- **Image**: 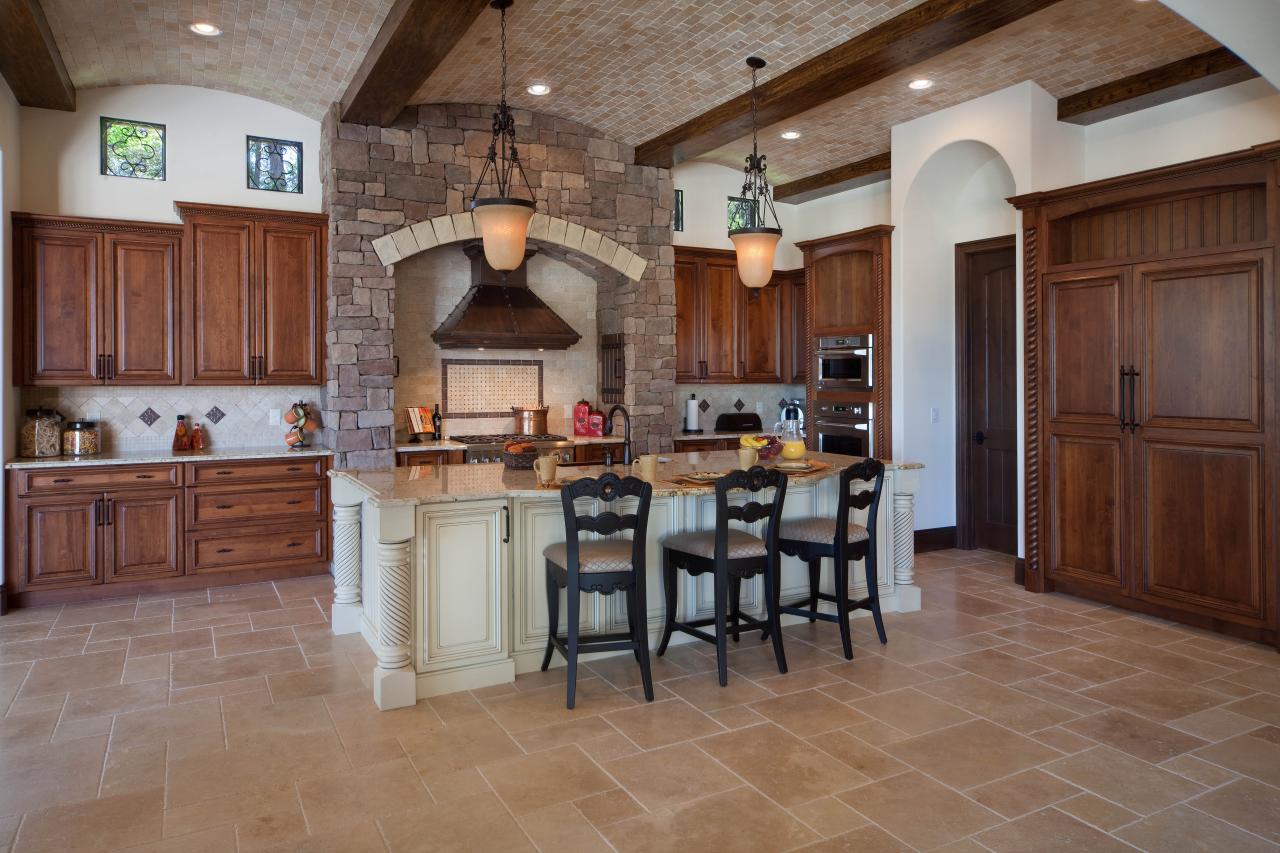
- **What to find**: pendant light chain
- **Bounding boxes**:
[750,61,760,161]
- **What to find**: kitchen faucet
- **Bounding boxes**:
[602,404,633,465]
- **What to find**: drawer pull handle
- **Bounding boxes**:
[286,466,302,472]
[135,474,155,479]
[216,547,233,554]
[215,504,233,510]
[286,500,303,505]
[215,470,233,476]
[53,478,73,484]
[286,542,301,548]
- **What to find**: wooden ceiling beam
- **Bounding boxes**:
[1057,47,1258,125]
[0,0,75,111]
[340,0,489,127]
[634,0,1064,169]
[774,152,891,203]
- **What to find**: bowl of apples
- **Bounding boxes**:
[740,433,782,460]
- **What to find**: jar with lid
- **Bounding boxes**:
[62,420,101,456]
[20,409,63,457]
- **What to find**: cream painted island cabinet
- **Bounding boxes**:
[328,451,924,710]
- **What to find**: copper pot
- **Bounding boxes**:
[512,406,549,436]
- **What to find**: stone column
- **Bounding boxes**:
[372,538,416,709]
[330,502,363,634]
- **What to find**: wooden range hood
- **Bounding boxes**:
[431,240,582,350]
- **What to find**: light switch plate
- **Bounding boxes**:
[268,408,281,426]
[930,407,940,423]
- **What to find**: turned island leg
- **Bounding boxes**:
[888,468,922,612]
[331,502,363,635]
[373,538,417,710]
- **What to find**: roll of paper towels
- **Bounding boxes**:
[685,395,700,431]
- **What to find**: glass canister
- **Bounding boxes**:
[20,408,63,457]
[62,420,102,456]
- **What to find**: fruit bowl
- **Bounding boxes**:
[740,433,783,460]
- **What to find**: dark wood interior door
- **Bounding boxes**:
[105,233,179,385]
[104,489,183,582]
[701,259,739,382]
[23,229,100,385]
[186,218,254,384]
[674,259,700,381]
[1043,266,1130,588]
[20,494,101,588]
[739,278,782,382]
[258,222,323,384]
[958,239,1017,553]
[1130,251,1269,621]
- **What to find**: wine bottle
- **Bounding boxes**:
[431,403,442,437]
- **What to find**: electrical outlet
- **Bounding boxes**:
[930,407,940,424]
[268,408,281,426]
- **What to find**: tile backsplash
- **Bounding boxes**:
[673,384,806,434]
[20,386,325,452]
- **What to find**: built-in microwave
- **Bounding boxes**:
[814,401,873,457]
[815,335,872,391]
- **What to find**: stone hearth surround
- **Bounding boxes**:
[320,103,675,467]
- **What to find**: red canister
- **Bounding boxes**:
[573,400,591,436]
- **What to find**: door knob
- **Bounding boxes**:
[974,431,986,445]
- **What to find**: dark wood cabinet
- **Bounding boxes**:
[673,438,733,453]
[572,442,624,465]
[105,489,183,582]
[17,493,100,588]
[178,203,326,386]
[1014,143,1279,644]
[15,216,181,386]
[396,449,466,467]
[779,270,807,384]
[674,246,797,385]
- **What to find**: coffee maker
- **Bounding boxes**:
[778,399,805,431]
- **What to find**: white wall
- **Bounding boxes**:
[785,180,891,245]
[0,77,19,585]
[672,161,803,269]
[1160,0,1280,89]
[19,84,321,223]
[1084,78,1280,181]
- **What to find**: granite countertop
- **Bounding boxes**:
[331,450,921,507]
[394,436,626,453]
[673,431,759,441]
[5,446,334,469]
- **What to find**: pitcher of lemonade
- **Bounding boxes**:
[774,406,807,460]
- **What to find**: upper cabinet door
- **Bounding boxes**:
[185,218,254,384]
[257,222,323,384]
[811,249,876,335]
[782,274,807,385]
[674,258,701,382]
[739,277,783,383]
[105,233,180,385]
[701,260,740,382]
[1044,267,1128,426]
[22,228,101,385]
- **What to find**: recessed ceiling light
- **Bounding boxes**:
[780,130,801,140]
[526,83,551,96]
[908,78,934,90]
[189,22,221,36]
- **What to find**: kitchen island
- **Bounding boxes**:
[329,451,923,709]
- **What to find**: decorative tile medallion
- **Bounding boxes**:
[205,406,226,424]
[698,399,710,413]
[138,407,160,427]
[734,398,745,412]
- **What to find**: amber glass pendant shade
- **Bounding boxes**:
[730,227,781,288]
[471,198,536,271]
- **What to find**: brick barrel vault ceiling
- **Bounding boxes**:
[38,0,396,119]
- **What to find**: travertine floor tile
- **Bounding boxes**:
[884,719,1059,789]
[968,768,1081,818]
[1115,803,1277,852]
[605,741,738,811]
[1190,777,1280,843]
[853,687,975,735]
[749,688,869,736]
[518,802,611,853]
[378,792,535,852]
[699,723,867,807]
[0,734,108,817]
[1053,792,1140,832]
[480,744,614,815]
[295,757,431,834]
[1044,745,1205,815]
[1062,708,1208,763]
[603,697,723,749]
[976,807,1134,852]
[12,787,164,853]
[837,771,1001,850]
[602,786,817,853]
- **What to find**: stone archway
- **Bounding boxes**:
[372,212,650,282]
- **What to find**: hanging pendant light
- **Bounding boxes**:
[468,0,536,271]
[729,56,783,288]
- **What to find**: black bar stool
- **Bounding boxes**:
[541,473,654,710]
[777,458,886,660]
[656,467,789,686]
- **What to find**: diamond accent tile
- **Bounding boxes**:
[205,406,226,425]
[734,399,745,412]
[779,399,790,410]
[698,399,710,413]
[138,407,160,427]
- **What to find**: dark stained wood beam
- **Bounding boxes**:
[1058,47,1258,125]
[635,0,1065,168]
[774,152,892,203]
[0,0,75,111]
[341,0,489,127]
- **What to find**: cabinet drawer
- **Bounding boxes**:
[573,442,623,464]
[187,457,325,485]
[188,483,325,528]
[17,464,181,496]
[186,523,326,573]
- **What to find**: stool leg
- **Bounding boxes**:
[629,585,654,701]
[657,550,676,656]
[541,565,558,672]
[764,555,788,675]
[627,586,640,663]
[713,568,729,687]
[865,547,888,645]
[565,584,581,710]
[729,576,742,643]
[834,552,853,660]
[807,557,822,622]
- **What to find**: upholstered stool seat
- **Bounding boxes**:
[543,540,635,573]
[780,517,869,545]
[660,529,767,560]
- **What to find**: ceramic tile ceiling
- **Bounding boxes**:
[704,0,1222,184]
[38,0,395,118]
[411,0,932,145]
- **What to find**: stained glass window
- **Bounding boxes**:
[673,189,684,232]
[727,196,757,231]
[247,136,303,193]
[100,117,166,180]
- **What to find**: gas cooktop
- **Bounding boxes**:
[449,433,568,444]
[450,433,575,464]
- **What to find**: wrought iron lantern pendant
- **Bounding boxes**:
[469,0,537,271]
[729,56,783,288]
